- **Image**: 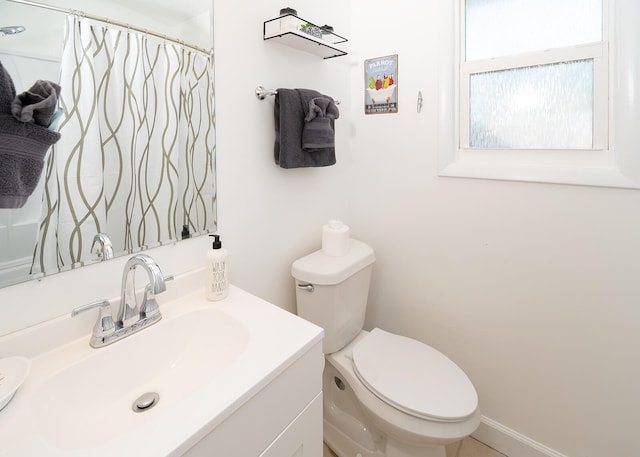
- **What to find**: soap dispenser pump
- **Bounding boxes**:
[206,234,229,301]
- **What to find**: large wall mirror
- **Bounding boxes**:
[0,0,216,288]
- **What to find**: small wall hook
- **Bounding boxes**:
[417,90,423,113]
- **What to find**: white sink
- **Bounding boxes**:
[33,307,249,450]
[0,269,324,456]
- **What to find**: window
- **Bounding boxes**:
[468,59,596,150]
[437,0,640,189]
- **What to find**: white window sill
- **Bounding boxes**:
[438,160,640,189]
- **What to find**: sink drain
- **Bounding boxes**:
[132,392,160,412]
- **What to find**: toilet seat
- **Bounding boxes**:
[352,328,478,422]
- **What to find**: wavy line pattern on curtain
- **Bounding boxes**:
[32,15,216,275]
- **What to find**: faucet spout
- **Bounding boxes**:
[118,254,166,327]
[91,233,114,260]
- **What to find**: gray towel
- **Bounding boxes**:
[302,96,339,150]
[0,62,60,208]
[274,88,336,169]
[0,61,16,114]
[12,79,61,127]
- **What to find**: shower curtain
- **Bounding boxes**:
[32,15,215,275]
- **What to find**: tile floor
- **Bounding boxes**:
[445,438,507,457]
[323,437,507,457]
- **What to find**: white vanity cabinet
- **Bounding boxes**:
[182,340,324,457]
[259,394,322,457]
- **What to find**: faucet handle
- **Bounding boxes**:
[72,299,116,339]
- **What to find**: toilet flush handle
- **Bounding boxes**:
[297,283,314,292]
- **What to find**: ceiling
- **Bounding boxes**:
[109,0,210,26]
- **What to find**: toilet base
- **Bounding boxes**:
[323,358,385,457]
[323,358,449,457]
[324,418,384,457]
[325,419,447,457]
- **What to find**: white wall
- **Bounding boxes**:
[2,1,639,456]
[348,1,640,457]
[213,0,352,312]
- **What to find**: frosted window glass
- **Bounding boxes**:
[469,60,593,149]
[466,0,602,61]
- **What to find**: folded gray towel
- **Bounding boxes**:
[302,96,339,150]
[273,88,336,169]
[0,61,16,114]
[305,97,340,122]
[12,79,61,127]
[0,62,61,208]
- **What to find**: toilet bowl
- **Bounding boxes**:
[292,239,480,457]
[324,330,480,457]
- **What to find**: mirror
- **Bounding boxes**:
[0,0,216,288]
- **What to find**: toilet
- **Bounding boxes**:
[292,239,480,457]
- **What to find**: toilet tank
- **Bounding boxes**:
[292,239,375,354]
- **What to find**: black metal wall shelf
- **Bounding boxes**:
[263,14,348,59]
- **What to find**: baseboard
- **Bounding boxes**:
[472,416,569,457]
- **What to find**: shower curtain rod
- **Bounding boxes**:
[6,0,212,56]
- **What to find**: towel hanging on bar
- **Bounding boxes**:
[273,88,337,169]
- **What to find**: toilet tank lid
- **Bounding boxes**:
[291,239,375,285]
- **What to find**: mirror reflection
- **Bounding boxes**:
[0,0,216,288]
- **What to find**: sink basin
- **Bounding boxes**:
[0,269,324,456]
[32,307,249,450]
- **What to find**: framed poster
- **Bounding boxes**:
[364,54,398,114]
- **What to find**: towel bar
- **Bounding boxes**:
[255,86,340,104]
[255,86,278,100]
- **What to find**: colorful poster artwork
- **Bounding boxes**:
[364,54,398,114]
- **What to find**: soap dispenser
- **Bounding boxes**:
[206,234,229,301]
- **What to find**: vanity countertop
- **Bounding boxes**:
[0,269,324,456]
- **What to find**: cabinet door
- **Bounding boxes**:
[260,393,323,457]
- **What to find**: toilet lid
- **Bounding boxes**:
[352,328,478,422]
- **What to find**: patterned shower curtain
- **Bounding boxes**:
[32,15,216,275]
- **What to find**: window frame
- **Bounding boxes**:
[437,0,640,189]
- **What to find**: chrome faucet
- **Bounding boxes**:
[91,233,114,260]
[71,254,173,348]
[118,254,167,327]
